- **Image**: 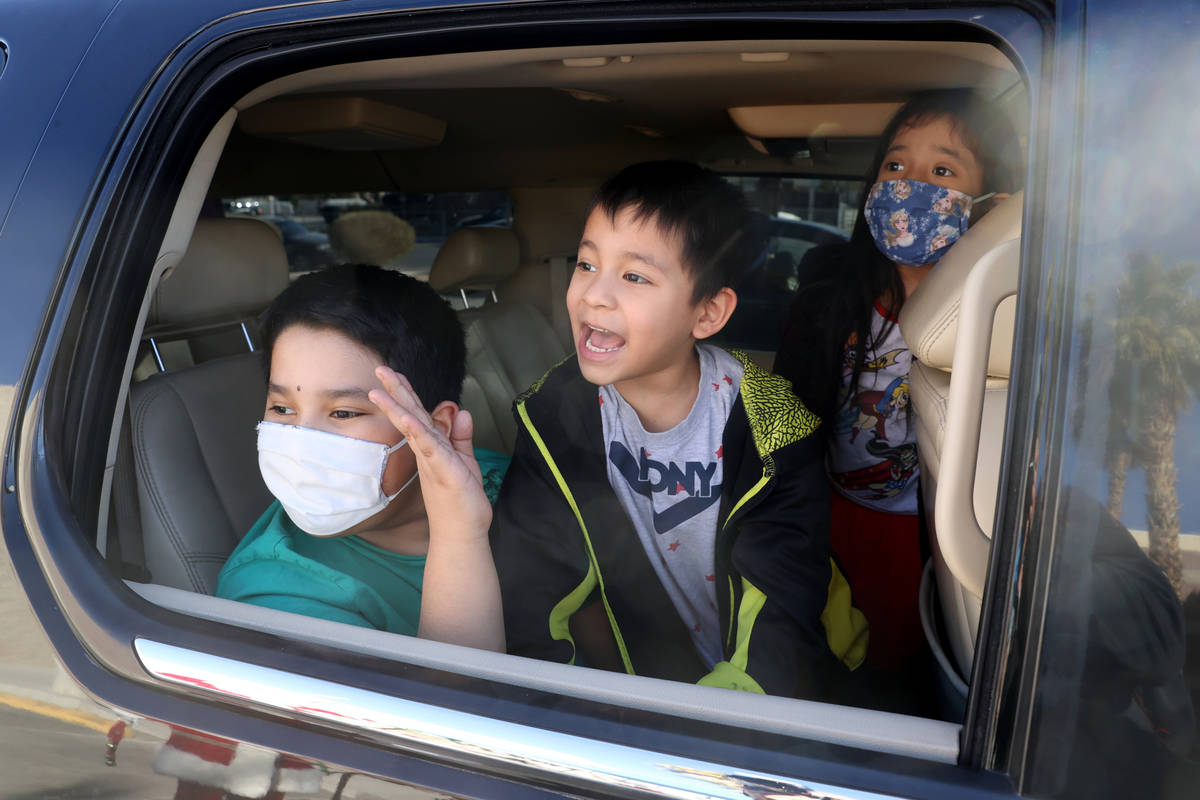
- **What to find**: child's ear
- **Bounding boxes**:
[691,287,738,340]
[428,401,460,437]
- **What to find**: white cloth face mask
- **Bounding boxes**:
[256,420,415,536]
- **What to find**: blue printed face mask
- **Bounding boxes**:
[864,179,991,267]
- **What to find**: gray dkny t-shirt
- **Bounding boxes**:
[598,344,744,668]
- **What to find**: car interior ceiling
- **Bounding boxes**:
[212,40,1025,194]
[107,36,1027,754]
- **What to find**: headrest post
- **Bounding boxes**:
[149,338,166,373]
[240,321,256,353]
[490,289,498,304]
[460,288,469,309]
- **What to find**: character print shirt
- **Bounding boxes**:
[828,301,919,514]
[599,344,744,669]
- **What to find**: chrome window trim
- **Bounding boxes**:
[130,581,961,762]
[136,638,911,800]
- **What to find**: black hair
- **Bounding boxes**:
[587,160,757,303]
[776,89,1022,424]
[259,264,465,410]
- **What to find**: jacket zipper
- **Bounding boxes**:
[720,469,773,650]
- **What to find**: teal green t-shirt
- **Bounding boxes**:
[215,447,510,633]
[216,501,426,634]
[476,447,509,504]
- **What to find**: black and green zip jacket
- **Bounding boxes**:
[490,350,868,697]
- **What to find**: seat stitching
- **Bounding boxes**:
[917,299,961,358]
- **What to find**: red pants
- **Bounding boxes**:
[830,489,924,669]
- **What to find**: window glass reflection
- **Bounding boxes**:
[1027,3,1200,796]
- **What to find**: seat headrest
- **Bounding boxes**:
[150,217,290,327]
[427,228,520,293]
[899,190,1023,378]
[329,210,416,265]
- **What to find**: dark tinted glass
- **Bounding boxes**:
[222,191,511,275]
[1025,2,1200,796]
[713,177,860,351]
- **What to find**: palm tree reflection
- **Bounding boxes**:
[1104,255,1200,599]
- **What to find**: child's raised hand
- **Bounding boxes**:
[370,365,503,651]
[368,366,491,535]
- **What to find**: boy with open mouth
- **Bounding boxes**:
[491,161,867,697]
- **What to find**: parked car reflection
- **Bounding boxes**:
[264,217,332,272]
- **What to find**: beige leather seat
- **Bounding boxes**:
[898,192,1023,682]
[140,216,290,373]
[429,228,570,453]
[126,217,287,592]
[496,252,577,351]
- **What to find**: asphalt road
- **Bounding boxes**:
[0,703,175,799]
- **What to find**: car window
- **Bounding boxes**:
[223,191,512,276]
[146,39,1022,728]
[1019,3,1200,796]
[189,38,1021,729]
[713,176,861,352]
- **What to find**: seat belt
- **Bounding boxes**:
[547,253,575,349]
[108,403,152,583]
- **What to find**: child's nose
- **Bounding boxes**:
[580,271,617,308]
[294,411,333,434]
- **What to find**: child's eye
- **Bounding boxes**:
[575,260,596,273]
[932,165,955,177]
[330,409,362,420]
[266,404,293,416]
[883,160,904,172]
[623,272,649,285]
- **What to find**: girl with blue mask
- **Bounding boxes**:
[774,90,1020,705]
[863,114,1000,281]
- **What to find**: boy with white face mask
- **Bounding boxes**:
[215,264,506,651]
